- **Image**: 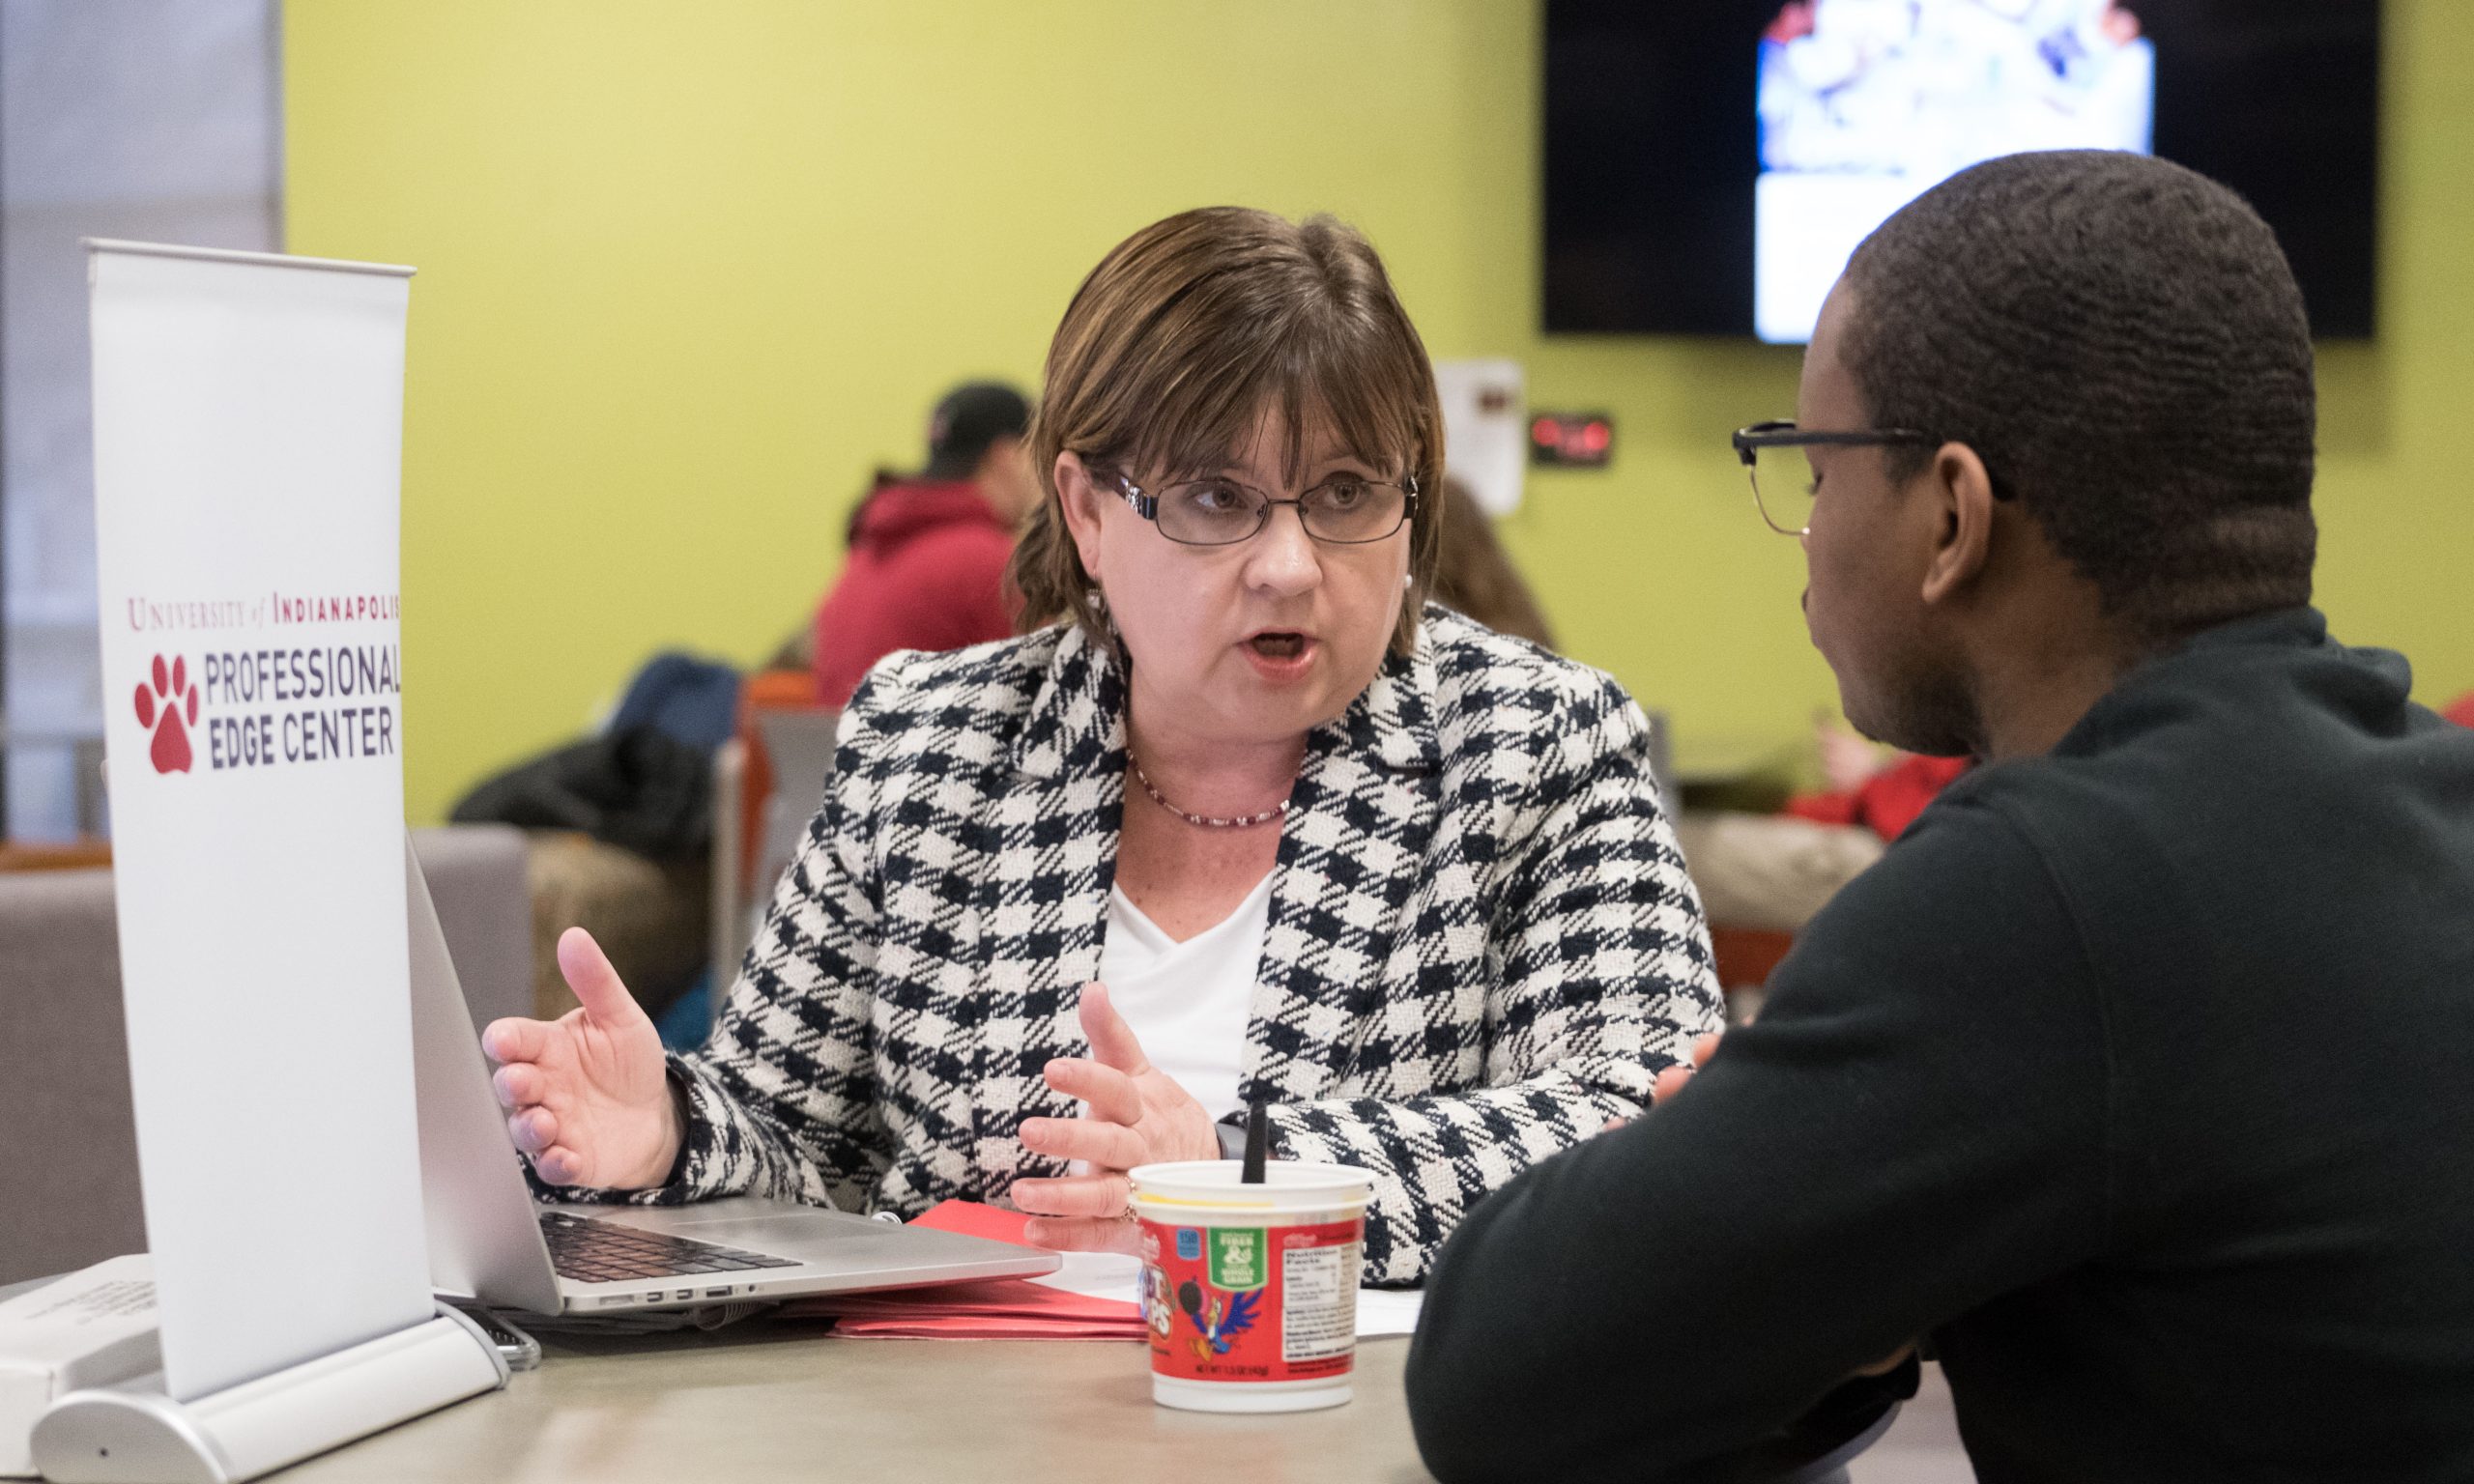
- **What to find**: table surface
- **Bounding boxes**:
[5,1274,1887,1482]
[285,1325,1436,1484]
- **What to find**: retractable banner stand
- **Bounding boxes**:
[32,242,502,1484]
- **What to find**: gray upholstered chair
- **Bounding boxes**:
[0,824,531,1286]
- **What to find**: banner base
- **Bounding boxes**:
[29,1304,505,1483]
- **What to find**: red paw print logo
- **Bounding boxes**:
[134,655,199,774]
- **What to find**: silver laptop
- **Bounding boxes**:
[404,839,1057,1315]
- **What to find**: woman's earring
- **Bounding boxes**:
[1402,572,1413,591]
[1086,588,1107,614]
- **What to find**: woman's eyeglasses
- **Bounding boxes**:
[1104,469,1418,547]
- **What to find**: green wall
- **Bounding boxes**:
[284,1,2474,824]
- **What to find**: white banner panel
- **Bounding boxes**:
[88,241,430,1402]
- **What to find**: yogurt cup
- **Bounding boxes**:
[1128,1159,1374,1413]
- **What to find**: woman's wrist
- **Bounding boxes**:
[628,1073,691,1190]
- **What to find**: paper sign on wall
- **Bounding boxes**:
[87,241,430,1402]
[1434,358,1526,518]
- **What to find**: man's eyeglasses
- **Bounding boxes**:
[1731,420,1945,536]
[1104,469,1419,547]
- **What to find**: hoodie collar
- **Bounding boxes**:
[850,479,1006,551]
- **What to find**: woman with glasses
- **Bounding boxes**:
[482,207,1720,1284]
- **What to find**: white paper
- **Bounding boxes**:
[0,1256,161,1476]
[1034,1252,1423,1338]
[1348,1287,1427,1338]
[88,242,432,1402]
[1433,358,1527,517]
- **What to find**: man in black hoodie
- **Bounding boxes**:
[1408,151,2474,1482]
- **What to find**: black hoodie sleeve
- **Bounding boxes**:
[1406,800,2114,1482]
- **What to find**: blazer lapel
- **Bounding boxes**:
[970,623,1125,1196]
[1247,630,1443,1104]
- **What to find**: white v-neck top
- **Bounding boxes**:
[1096,871,1273,1125]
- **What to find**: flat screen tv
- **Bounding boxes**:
[1544,0,2379,341]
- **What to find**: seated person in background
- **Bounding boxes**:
[1786,715,1968,842]
[482,206,1720,1284]
[1675,715,1968,944]
[811,380,1040,706]
[1409,151,2474,1479]
[1429,474,1558,649]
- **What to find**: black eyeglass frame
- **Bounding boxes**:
[1731,419,2004,536]
[1103,467,1422,548]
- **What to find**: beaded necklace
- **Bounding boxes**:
[1127,753,1288,830]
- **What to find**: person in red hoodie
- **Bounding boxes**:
[811,382,1040,706]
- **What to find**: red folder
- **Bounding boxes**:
[778,1201,1146,1340]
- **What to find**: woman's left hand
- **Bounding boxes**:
[1012,982,1221,1251]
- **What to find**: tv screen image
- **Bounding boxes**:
[1754,1,2155,342]
[1544,0,2378,341]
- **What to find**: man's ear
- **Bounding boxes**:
[1920,443,1998,608]
[1054,451,1108,579]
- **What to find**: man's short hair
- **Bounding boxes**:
[1841,150,2317,645]
[922,382,1032,481]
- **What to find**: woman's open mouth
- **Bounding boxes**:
[1242,630,1316,679]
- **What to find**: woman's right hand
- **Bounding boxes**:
[479,927,682,1189]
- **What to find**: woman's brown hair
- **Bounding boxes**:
[1009,207,1445,657]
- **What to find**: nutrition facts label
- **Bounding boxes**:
[1280,1240,1360,1363]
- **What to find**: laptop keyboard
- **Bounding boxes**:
[537,1211,804,1285]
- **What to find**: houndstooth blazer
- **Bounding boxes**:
[621,606,1720,1284]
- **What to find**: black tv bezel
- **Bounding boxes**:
[1542,0,2382,341]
